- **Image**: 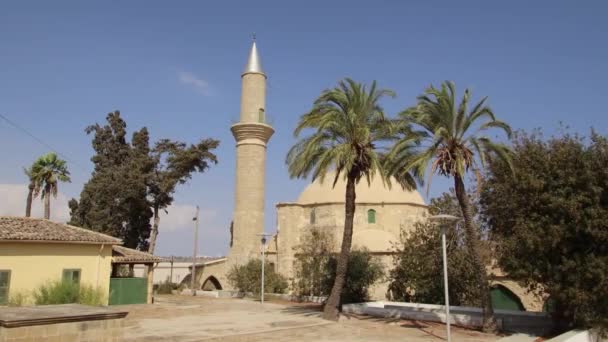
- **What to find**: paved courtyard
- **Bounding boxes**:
[118,295,499,341]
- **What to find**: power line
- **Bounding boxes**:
[0,113,89,173]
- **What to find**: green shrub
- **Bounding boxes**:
[78,284,106,306]
[156,278,175,295]
[387,220,480,306]
[227,259,288,295]
[8,292,29,307]
[322,248,384,305]
[292,228,384,304]
[292,228,334,297]
[33,281,105,306]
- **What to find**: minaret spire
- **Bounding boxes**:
[243,36,264,75]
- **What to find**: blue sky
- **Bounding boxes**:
[1,1,607,256]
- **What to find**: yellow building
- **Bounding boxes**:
[0,216,121,305]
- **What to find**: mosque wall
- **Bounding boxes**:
[275,201,428,300]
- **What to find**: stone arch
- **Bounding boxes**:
[201,276,223,291]
[490,284,525,311]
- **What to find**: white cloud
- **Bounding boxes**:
[0,184,71,222]
[158,204,217,232]
[177,71,212,96]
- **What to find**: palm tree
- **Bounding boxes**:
[30,153,71,219]
[23,166,35,217]
[286,78,416,320]
[387,81,512,332]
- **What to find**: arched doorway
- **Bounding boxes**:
[201,276,222,291]
[491,284,525,311]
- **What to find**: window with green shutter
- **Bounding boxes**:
[62,269,81,286]
[367,209,376,224]
[0,270,11,305]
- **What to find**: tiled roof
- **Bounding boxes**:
[112,245,166,264]
[0,216,121,245]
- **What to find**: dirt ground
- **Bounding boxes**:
[117,295,499,341]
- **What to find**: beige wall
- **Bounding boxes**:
[134,261,193,285]
[0,242,113,305]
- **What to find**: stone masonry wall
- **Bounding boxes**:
[0,318,123,342]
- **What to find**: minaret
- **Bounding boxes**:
[228,38,274,265]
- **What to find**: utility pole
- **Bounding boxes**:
[191,206,200,296]
[170,255,174,284]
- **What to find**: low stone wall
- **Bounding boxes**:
[342,301,554,336]
[0,304,127,342]
[180,290,327,303]
[0,318,123,342]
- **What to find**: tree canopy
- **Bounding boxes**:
[480,130,608,331]
[26,152,71,219]
[388,191,481,306]
[69,112,153,249]
[147,137,219,254]
[69,111,219,251]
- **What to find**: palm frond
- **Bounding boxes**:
[387,80,513,192]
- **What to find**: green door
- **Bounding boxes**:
[491,285,525,311]
[109,278,148,305]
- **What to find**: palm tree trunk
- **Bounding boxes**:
[148,204,160,254]
[25,182,34,217]
[322,174,356,321]
[43,184,51,220]
[454,175,497,332]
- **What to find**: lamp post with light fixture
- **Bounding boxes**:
[429,214,460,342]
[191,206,200,296]
[257,233,272,304]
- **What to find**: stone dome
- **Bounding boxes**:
[296,171,426,205]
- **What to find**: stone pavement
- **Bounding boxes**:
[118,295,499,341]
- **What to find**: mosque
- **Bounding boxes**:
[191,40,543,311]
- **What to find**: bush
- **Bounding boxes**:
[156,277,176,294]
[322,248,384,305]
[227,259,288,295]
[387,220,480,306]
[33,281,105,306]
[480,130,608,332]
[78,284,106,306]
[292,228,334,297]
[8,292,29,307]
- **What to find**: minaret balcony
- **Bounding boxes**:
[231,122,274,145]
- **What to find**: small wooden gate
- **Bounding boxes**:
[109,277,147,305]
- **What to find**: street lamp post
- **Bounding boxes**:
[257,233,272,304]
[191,206,200,296]
[429,214,459,342]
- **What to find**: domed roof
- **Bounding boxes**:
[296,171,425,205]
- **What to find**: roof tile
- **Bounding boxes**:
[0,217,121,244]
